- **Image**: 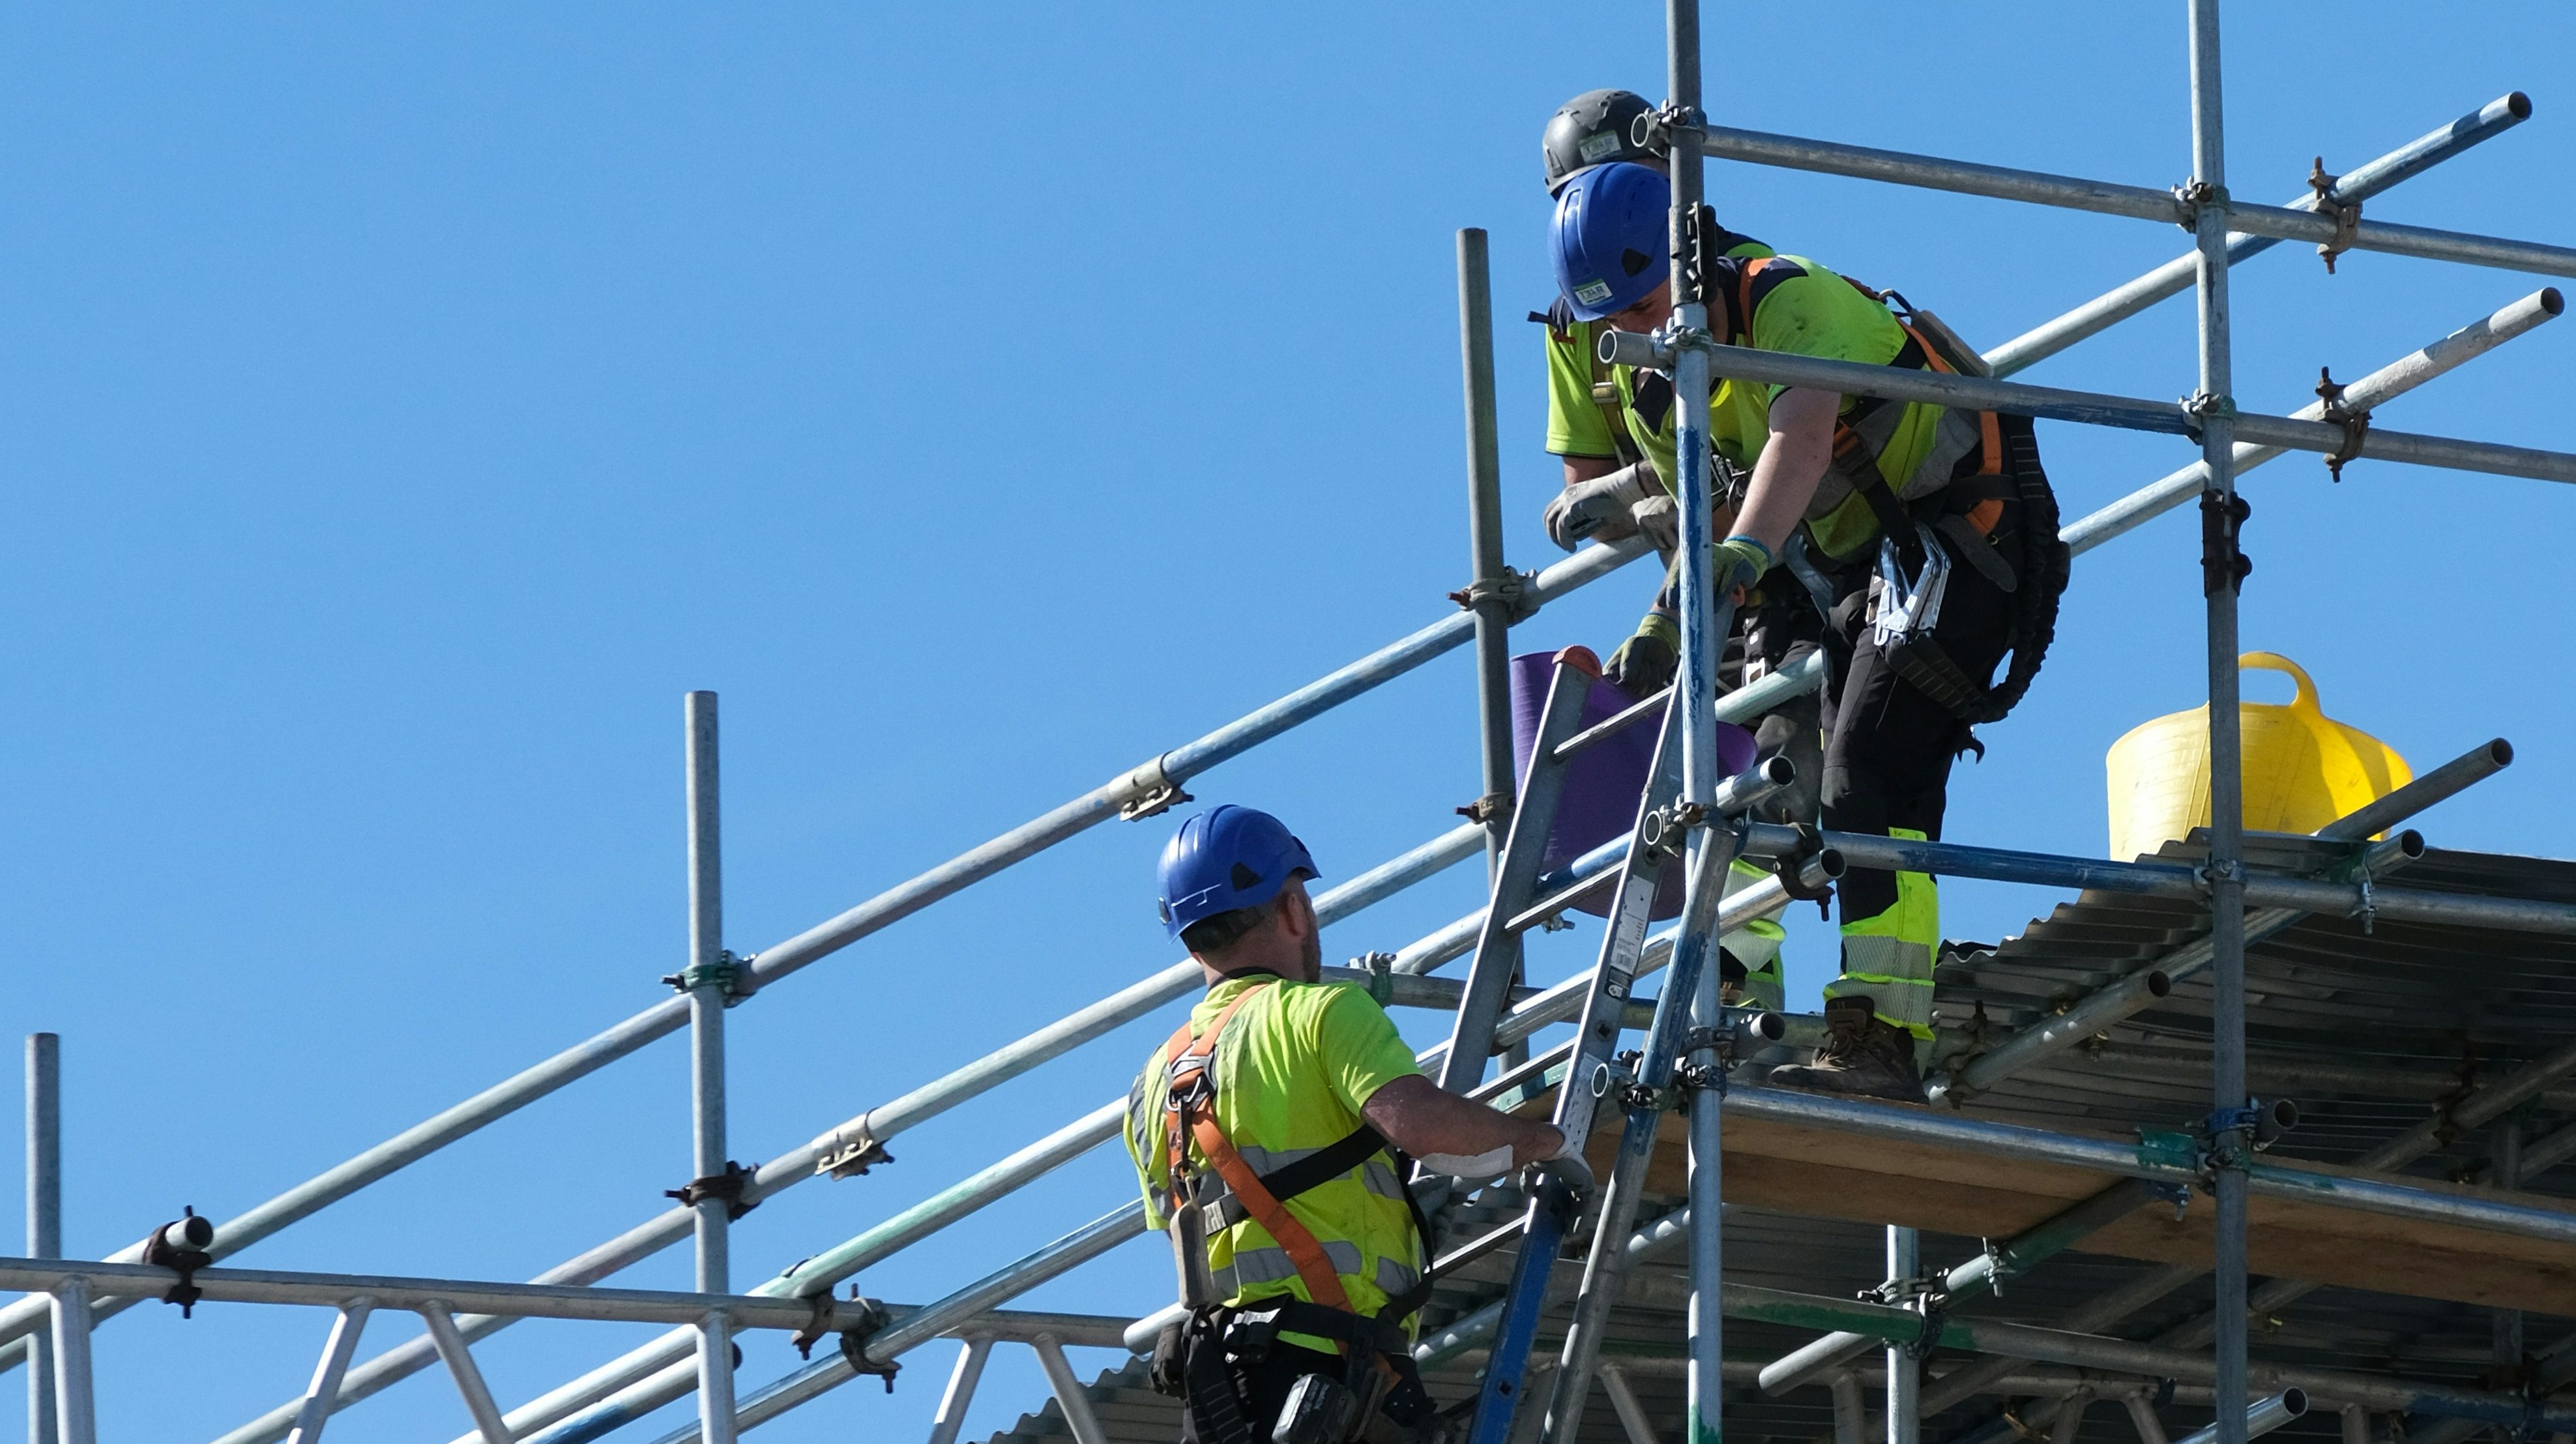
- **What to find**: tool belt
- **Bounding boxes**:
[1152,1298,1445,1444]
[1152,984,1442,1444]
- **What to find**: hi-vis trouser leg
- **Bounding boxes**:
[1721,859,1786,1012]
[1822,827,1936,1039]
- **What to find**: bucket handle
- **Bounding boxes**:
[2240,652,2322,716]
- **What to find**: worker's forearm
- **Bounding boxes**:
[1364,1076,1563,1168]
[1732,388,1837,553]
[1562,454,1621,488]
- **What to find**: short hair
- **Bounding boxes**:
[1180,895,1281,958]
[1179,869,1311,958]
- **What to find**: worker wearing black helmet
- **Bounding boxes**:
[1534,88,1805,1017]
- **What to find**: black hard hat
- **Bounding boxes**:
[1544,89,1659,194]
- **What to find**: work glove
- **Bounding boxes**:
[1710,533,1774,603]
[1628,494,1679,553]
[1530,1130,1595,1199]
[1604,613,1678,698]
[1542,462,1658,552]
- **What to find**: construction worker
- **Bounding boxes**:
[1548,161,2068,1102]
[1534,87,1799,1017]
[1128,804,1582,1444]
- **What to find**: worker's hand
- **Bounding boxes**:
[1709,534,1774,603]
[1530,1128,1594,1199]
[1542,463,1656,552]
[1628,494,1679,554]
[1604,614,1678,698]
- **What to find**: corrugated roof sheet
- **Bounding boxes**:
[982,842,2576,1444]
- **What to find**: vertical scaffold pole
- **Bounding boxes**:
[683,690,737,1444]
[26,1034,60,1444]
[2184,5,2249,1443]
[1885,1227,1918,1444]
[1665,2,1726,1444]
[46,1278,93,1444]
[1457,226,1516,880]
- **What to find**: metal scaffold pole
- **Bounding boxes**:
[1885,1228,1918,1444]
[26,1034,59,1444]
[682,692,736,1444]
[2184,5,2251,1441]
[1665,2,1730,1443]
[1457,226,1517,878]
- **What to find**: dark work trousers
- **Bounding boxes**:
[1817,510,2022,925]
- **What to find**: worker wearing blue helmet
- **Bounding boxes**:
[1128,804,1583,1444]
[1536,102,1807,1019]
[1549,160,2071,1102]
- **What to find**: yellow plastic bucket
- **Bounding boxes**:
[2105,653,2413,859]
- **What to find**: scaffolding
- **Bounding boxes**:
[14,5,2576,1444]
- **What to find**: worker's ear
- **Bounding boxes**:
[1277,877,1317,939]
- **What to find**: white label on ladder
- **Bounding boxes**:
[1606,879,1654,992]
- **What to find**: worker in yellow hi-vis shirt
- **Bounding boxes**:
[1549,160,2071,1101]
[1531,89,1796,1019]
[1127,806,1585,1444]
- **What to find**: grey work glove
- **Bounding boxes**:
[1531,1133,1595,1200]
[1628,494,1679,553]
[1542,462,1658,552]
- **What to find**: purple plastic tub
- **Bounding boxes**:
[1507,650,1756,920]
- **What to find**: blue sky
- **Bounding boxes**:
[5,4,2572,1441]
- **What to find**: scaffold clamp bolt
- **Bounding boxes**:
[668,949,744,999]
[666,1160,761,1220]
[2307,158,2364,274]
[2315,367,2373,481]
[1448,568,1540,625]
[833,1295,903,1391]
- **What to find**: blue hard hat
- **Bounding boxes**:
[1156,805,1321,939]
[1552,161,1670,322]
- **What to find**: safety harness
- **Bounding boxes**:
[1718,258,2071,726]
[1150,980,1440,1444]
[1535,297,1647,469]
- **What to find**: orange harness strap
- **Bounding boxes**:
[1160,986,1355,1318]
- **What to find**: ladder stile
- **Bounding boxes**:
[1437,651,1605,1095]
[1463,700,1686,1444]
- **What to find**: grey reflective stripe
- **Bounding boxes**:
[1233,1141,1318,1175]
[1375,1254,1422,1301]
[1218,1239,1366,1291]
[1126,1078,1158,1173]
[1837,935,1935,984]
[1360,1160,1409,1202]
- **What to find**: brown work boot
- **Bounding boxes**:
[1766,995,1924,1103]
